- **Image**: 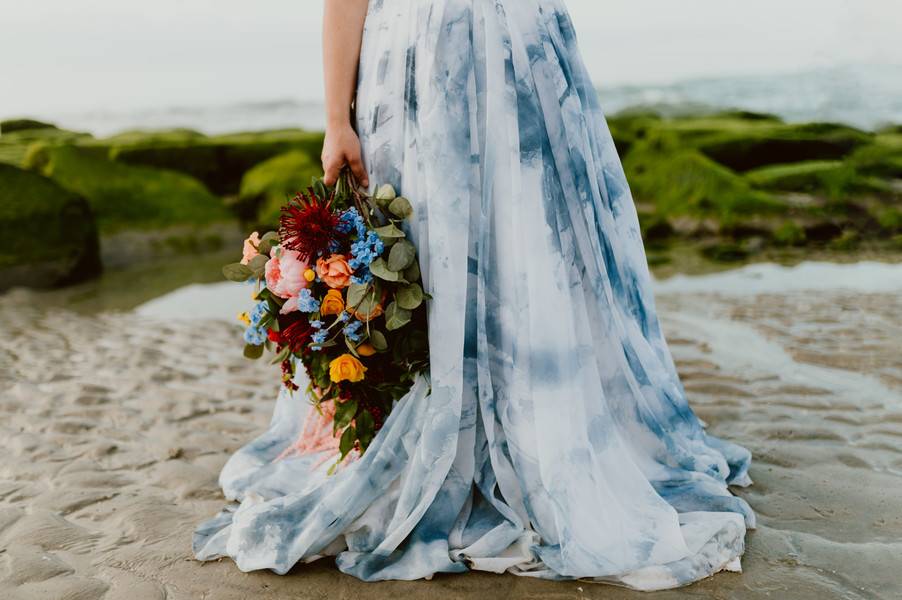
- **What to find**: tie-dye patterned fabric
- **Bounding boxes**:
[194,0,754,590]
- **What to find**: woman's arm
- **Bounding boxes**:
[321,0,370,187]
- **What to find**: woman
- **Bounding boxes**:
[195,0,755,590]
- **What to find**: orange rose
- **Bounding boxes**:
[320,289,345,316]
[351,302,384,322]
[329,353,367,383]
[316,254,353,289]
[356,343,377,357]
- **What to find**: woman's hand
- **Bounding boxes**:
[321,123,369,187]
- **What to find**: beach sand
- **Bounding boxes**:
[1,262,900,599]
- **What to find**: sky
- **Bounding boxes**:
[1,0,901,117]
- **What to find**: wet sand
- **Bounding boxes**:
[0,261,900,599]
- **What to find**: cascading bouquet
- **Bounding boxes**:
[223,174,429,467]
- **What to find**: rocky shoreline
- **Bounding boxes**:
[1,111,901,290]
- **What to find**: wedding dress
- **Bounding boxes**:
[194,0,754,590]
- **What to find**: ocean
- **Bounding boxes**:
[16,65,902,137]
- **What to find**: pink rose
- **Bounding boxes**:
[316,254,353,289]
[265,248,308,300]
[240,232,261,265]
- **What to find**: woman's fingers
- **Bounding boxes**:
[322,156,340,186]
[347,152,369,188]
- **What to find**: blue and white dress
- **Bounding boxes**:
[194,0,754,590]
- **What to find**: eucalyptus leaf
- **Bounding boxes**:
[248,254,268,277]
[269,345,291,365]
[403,261,421,283]
[388,239,416,272]
[355,295,380,319]
[223,263,254,282]
[345,336,360,357]
[260,231,280,244]
[396,283,424,310]
[346,281,370,307]
[374,223,406,240]
[369,329,388,351]
[388,196,413,219]
[369,258,400,282]
[385,302,412,331]
[243,343,264,360]
[374,183,397,203]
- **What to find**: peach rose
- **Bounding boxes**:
[320,289,345,316]
[265,248,308,300]
[316,254,353,289]
[351,302,384,322]
[241,231,261,265]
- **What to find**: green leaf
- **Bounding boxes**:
[403,261,421,283]
[385,302,412,331]
[339,425,357,457]
[369,258,400,282]
[369,329,388,351]
[269,345,291,365]
[223,263,254,282]
[345,336,360,357]
[243,344,264,360]
[374,183,397,203]
[346,281,369,307]
[388,239,416,271]
[396,283,424,310]
[388,196,413,219]
[374,223,406,240]
[355,294,380,318]
[313,180,328,200]
[334,399,358,429]
[356,411,375,451]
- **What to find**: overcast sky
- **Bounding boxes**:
[2,0,901,116]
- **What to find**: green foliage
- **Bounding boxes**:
[25,145,231,233]
[239,151,322,225]
[772,221,807,246]
[0,163,101,288]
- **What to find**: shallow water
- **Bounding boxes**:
[1,260,900,599]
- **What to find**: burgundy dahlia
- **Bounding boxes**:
[280,319,314,353]
[279,189,341,262]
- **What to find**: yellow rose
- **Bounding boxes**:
[356,343,377,357]
[329,353,367,383]
[320,289,345,316]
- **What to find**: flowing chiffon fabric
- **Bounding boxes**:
[194,0,755,590]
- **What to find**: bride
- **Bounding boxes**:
[194,0,755,590]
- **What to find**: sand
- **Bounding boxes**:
[1,261,900,599]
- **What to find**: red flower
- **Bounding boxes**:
[268,329,282,344]
[280,319,314,353]
[279,189,341,262]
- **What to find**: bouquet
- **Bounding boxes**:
[223,173,429,465]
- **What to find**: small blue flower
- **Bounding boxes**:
[249,301,269,327]
[310,320,325,329]
[243,326,266,346]
[343,320,364,342]
[312,330,329,344]
[296,288,320,313]
[339,311,351,322]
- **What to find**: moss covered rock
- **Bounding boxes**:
[0,163,101,289]
[25,145,231,233]
[238,151,322,226]
[694,123,872,172]
[0,118,58,134]
[109,129,325,195]
[623,145,782,224]
[745,160,866,197]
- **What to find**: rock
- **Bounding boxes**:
[0,163,101,290]
[745,160,864,198]
[695,122,872,172]
[110,129,325,195]
[24,145,231,233]
[238,150,322,226]
[0,118,58,134]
